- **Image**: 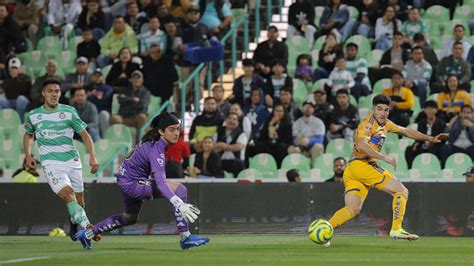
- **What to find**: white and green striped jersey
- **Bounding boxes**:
[24,104,87,167]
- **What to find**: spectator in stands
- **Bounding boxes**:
[12,0,40,47]
[464,167,474,183]
[312,32,343,81]
[316,0,353,42]
[213,112,248,177]
[164,0,191,19]
[0,4,24,65]
[192,136,224,178]
[111,70,150,142]
[375,5,402,51]
[181,7,208,45]
[12,156,39,183]
[434,42,471,93]
[77,29,101,69]
[295,54,313,85]
[405,100,446,168]
[70,87,100,142]
[198,0,231,36]
[379,31,408,72]
[229,103,251,138]
[402,46,432,106]
[264,60,293,107]
[85,68,113,137]
[212,85,231,118]
[437,75,472,122]
[249,102,292,167]
[139,0,158,18]
[288,101,325,163]
[165,128,190,179]
[355,0,382,38]
[286,169,301,183]
[157,3,174,29]
[345,43,371,100]
[229,58,265,107]
[45,0,82,48]
[313,88,334,128]
[412,33,438,68]
[138,16,167,56]
[441,24,472,60]
[326,57,355,97]
[287,0,317,48]
[400,7,427,46]
[244,88,270,143]
[64,57,92,96]
[381,0,408,21]
[442,105,474,163]
[106,47,140,91]
[253,25,288,77]
[277,87,299,121]
[141,44,178,101]
[31,60,62,108]
[0,58,31,121]
[328,89,359,142]
[164,20,184,59]
[98,15,138,67]
[382,71,414,127]
[124,1,148,34]
[189,96,223,152]
[325,157,346,182]
[77,0,106,40]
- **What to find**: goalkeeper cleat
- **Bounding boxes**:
[76,230,93,250]
[69,220,78,242]
[180,234,209,250]
[389,229,419,241]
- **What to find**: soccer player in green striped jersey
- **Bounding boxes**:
[23,79,100,250]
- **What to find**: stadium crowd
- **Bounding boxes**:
[0,0,473,180]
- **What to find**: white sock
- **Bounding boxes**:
[180,231,191,241]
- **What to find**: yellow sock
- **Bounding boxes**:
[328,207,356,229]
[391,192,408,231]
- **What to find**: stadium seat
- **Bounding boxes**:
[60,50,77,75]
[24,50,46,76]
[325,139,352,158]
[287,35,310,53]
[411,153,442,180]
[347,5,359,20]
[381,133,399,154]
[379,152,409,180]
[74,140,87,160]
[105,124,134,147]
[398,137,414,153]
[0,109,22,140]
[314,6,325,27]
[470,93,474,104]
[425,19,441,37]
[358,94,375,109]
[311,78,328,92]
[249,153,278,178]
[1,140,22,170]
[312,153,335,180]
[312,35,326,51]
[441,168,465,182]
[0,128,5,146]
[310,49,320,65]
[111,94,120,115]
[37,36,62,61]
[443,19,471,37]
[344,35,371,57]
[367,49,383,67]
[454,6,473,21]
[349,94,357,105]
[237,168,262,179]
[359,107,370,119]
[427,93,439,102]
[293,79,308,107]
[102,64,113,79]
[372,79,392,94]
[281,154,311,174]
[423,5,450,22]
[94,140,128,175]
[147,96,162,116]
[445,153,472,177]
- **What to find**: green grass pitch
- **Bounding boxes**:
[1,235,473,266]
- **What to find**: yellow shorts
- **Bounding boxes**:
[342,159,394,200]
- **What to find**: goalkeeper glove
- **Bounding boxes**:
[170,195,201,223]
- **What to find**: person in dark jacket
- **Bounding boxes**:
[141,44,178,101]
[312,32,344,81]
[287,0,316,47]
[85,68,113,137]
[441,105,474,165]
[229,58,265,107]
[77,29,101,69]
[264,60,293,107]
[189,96,223,152]
[253,25,288,78]
[0,5,25,65]
[328,89,359,142]
[106,47,140,92]
[315,0,352,41]
[370,31,409,84]
[0,57,31,121]
[192,136,224,178]
[76,0,106,40]
[70,87,100,142]
[244,88,270,143]
[405,100,447,168]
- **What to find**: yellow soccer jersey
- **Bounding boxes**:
[351,113,402,161]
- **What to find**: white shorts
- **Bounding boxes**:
[43,165,84,194]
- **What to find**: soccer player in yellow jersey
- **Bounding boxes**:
[327,94,448,241]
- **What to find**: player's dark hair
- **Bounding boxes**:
[141,112,180,143]
[373,94,391,106]
[42,78,62,90]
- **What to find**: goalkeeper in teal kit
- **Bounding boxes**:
[76,112,209,250]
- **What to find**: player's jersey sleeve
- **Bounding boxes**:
[356,119,372,141]
[24,113,35,134]
[149,143,175,200]
[70,108,88,133]
[386,119,402,134]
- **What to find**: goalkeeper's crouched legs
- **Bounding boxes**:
[173,184,190,233]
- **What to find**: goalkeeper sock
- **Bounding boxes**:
[173,184,189,233]
[91,214,132,235]
[66,200,90,230]
[391,192,407,231]
[328,207,356,229]
[180,231,191,241]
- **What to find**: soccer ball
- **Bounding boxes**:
[49,228,66,237]
[307,219,334,244]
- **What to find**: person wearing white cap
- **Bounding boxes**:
[0,57,31,121]
[63,57,92,96]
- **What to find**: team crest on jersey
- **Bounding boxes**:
[157,158,164,166]
[59,112,66,119]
